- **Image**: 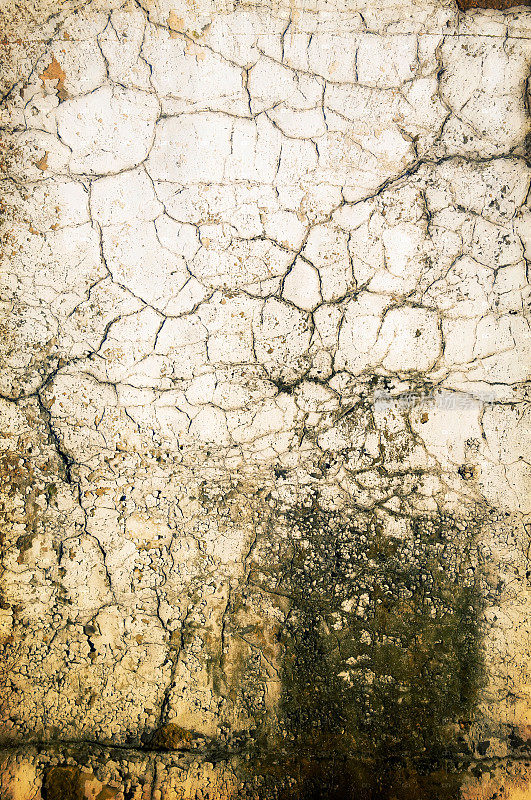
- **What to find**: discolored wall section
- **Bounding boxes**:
[0,0,530,797]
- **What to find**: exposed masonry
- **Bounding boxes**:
[0,0,530,797]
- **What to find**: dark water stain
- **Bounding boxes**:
[246,505,485,799]
[457,0,530,9]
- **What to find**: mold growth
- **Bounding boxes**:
[247,505,486,798]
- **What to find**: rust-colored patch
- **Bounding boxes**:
[150,722,194,749]
[461,770,531,800]
[43,766,80,800]
[43,766,119,800]
[457,0,530,10]
[167,10,185,37]
[35,152,48,171]
[96,788,120,800]
[38,54,67,100]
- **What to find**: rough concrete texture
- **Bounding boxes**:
[0,0,530,796]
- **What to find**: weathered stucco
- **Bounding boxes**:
[0,0,530,796]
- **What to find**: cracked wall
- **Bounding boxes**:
[0,0,530,797]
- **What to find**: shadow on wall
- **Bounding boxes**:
[248,505,485,800]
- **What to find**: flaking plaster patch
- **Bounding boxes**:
[1,0,530,796]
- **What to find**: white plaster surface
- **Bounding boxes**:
[0,0,530,795]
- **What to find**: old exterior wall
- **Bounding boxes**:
[0,0,530,796]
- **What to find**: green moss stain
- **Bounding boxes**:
[247,505,485,799]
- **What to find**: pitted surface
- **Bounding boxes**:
[0,0,530,797]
